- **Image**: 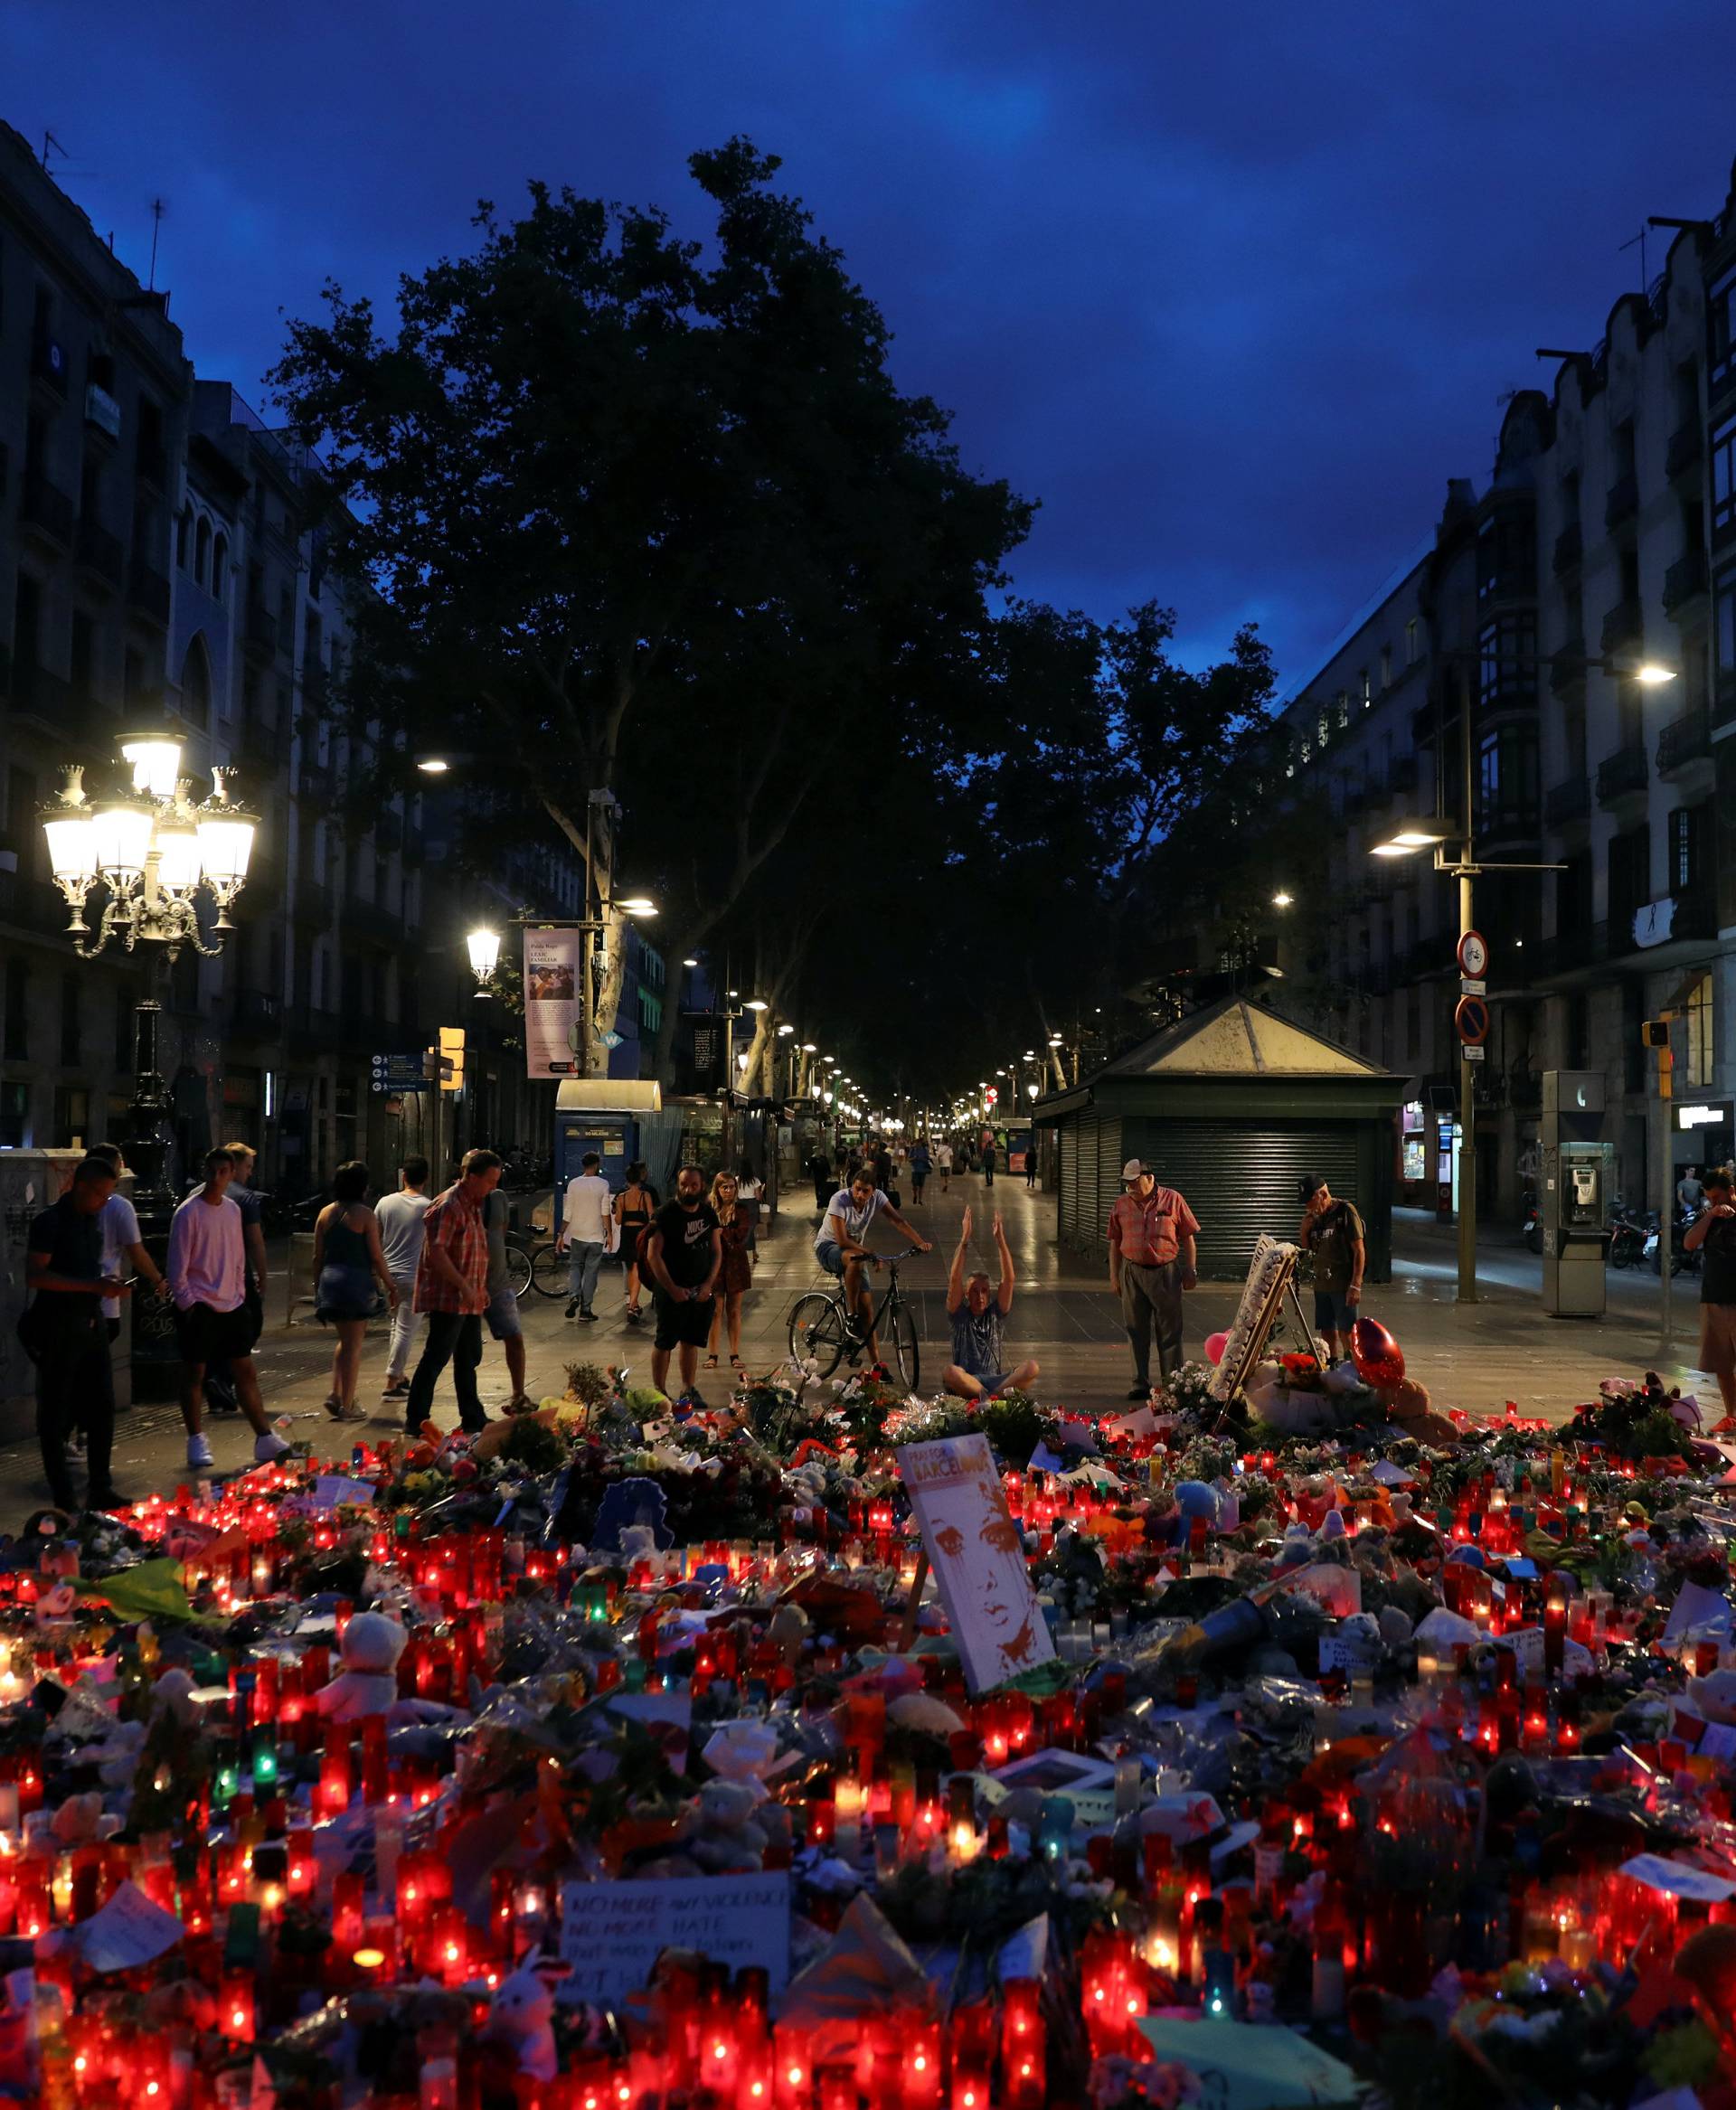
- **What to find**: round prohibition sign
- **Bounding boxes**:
[1454,994,1491,1046]
[1457,929,1488,978]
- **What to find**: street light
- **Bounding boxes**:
[613,895,657,917]
[1272,890,1294,908]
[466,928,501,994]
[745,998,769,1013]
[415,756,450,775]
[683,956,699,967]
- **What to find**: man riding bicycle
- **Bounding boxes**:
[815,1170,930,1365]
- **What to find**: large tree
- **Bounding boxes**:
[271,140,1030,1081]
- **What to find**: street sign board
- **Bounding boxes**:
[1459,977,1486,997]
[1457,930,1488,978]
[1461,1045,1486,1062]
[371,1054,430,1095]
[602,1030,624,1050]
[1454,994,1491,1046]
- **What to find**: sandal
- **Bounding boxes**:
[731,1356,746,1371]
[703,1354,720,1370]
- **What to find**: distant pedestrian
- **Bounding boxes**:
[169,1149,292,1468]
[1024,1137,1040,1189]
[24,1156,127,1512]
[615,1163,658,1324]
[646,1165,722,1402]
[705,1170,755,1374]
[313,1161,398,1422]
[981,1139,997,1187]
[935,1138,953,1192]
[482,1181,533,1410]
[86,1142,168,1340]
[404,1148,503,1436]
[375,1155,432,1400]
[1685,1165,1736,1420]
[1297,1175,1365,1363]
[560,1152,613,1322]
[943,1207,1039,1401]
[204,1141,269,1412]
[873,1140,893,1194]
[910,1138,931,1204]
[1679,1164,1705,1213]
[808,1147,833,1210]
[1107,1158,1200,1400]
[736,1162,764,1251]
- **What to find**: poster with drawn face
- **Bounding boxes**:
[898,1433,1055,1694]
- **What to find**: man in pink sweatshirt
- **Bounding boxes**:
[167,1148,292,1471]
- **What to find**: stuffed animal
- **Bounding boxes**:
[316,1612,408,1721]
[1382,1377,1462,1447]
[681,1778,769,1873]
[483,1951,565,2081]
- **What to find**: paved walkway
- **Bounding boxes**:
[0,1179,1717,1521]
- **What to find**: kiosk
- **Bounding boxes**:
[1541,1070,1612,1319]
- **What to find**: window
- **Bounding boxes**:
[1614,418,1637,482]
[1714,416,1736,547]
[0,1084,25,1149]
[1567,992,1590,1069]
[1718,575,1736,706]
[3,960,26,1060]
[1405,617,1420,664]
[1477,724,1539,834]
[1686,971,1715,1088]
[13,572,42,683]
[115,989,132,1069]
[1359,668,1372,710]
[1608,824,1652,945]
[1711,265,1736,400]
[1563,697,1587,777]
[1335,690,1349,730]
[194,515,211,589]
[59,974,80,1066]
[1556,851,1592,935]
[176,505,192,570]
[1380,645,1392,691]
[212,533,227,602]
[1477,512,1538,602]
[1478,616,1538,709]
[70,612,94,702]
[51,1087,89,1149]
[1669,805,1708,895]
[124,647,145,704]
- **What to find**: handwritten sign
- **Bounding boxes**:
[1620,1853,1736,1904]
[558,1872,789,2002]
[1212,1234,1297,1400]
[76,1879,184,1973]
[898,1433,1056,1696]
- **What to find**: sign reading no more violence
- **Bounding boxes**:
[557,1871,790,2002]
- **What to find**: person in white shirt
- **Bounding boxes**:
[375,1154,433,1399]
[559,1152,614,1322]
[167,1148,291,1469]
[935,1139,954,1193]
[813,1170,929,1364]
[86,1143,168,1331]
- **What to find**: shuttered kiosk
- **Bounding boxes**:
[1040,994,1402,1283]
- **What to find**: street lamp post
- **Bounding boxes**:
[1373,646,1672,1302]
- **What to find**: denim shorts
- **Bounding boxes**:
[485,1285,523,1341]
[816,1239,845,1277]
[1314,1288,1356,1333]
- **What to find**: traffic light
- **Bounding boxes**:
[1641,1019,1671,1048]
[439,1026,466,1094]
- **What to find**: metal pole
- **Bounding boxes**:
[1660,1013,1675,1358]
[579,807,593,1080]
[1458,661,1478,1305]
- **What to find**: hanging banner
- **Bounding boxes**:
[897,1432,1055,1694]
[524,927,580,1078]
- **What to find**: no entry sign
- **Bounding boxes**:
[1455,994,1491,1046]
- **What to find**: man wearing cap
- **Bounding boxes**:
[1684,1166,1736,1422]
[1107,1160,1199,1400]
[1297,1175,1364,1363]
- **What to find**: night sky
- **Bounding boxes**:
[8,1,1736,689]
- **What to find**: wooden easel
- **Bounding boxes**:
[1218,1246,1324,1404]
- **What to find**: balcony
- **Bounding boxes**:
[1387,754,1419,799]
[297,756,335,803]
[1604,471,1639,531]
[1477,804,1542,852]
[1538,922,1606,977]
[344,896,403,947]
[1595,742,1648,805]
[1657,706,1712,775]
[73,517,126,593]
[127,560,171,628]
[1600,598,1644,656]
[1544,774,1590,825]
[230,988,282,1036]
[20,472,76,551]
[1667,422,1703,478]
[1663,547,1710,615]
[286,1004,343,1050]
[240,717,288,780]
[243,602,278,663]
[3,663,88,740]
[29,333,68,401]
[1552,523,1583,576]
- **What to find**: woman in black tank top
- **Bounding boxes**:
[616,1162,657,1323]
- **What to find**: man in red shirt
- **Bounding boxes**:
[404,1148,503,1436]
[1107,1157,1199,1400]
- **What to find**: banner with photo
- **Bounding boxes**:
[524,926,580,1077]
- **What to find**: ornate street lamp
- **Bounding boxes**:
[41,741,258,959]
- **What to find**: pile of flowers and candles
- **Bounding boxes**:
[5,1318,1736,2107]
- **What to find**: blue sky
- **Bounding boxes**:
[7,0,1735,683]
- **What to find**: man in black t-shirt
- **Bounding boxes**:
[25,1157,127,1512]
[1686,1165,1736,1419]
[645,1164,722,1403]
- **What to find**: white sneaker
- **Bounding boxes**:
[253,1432,291,1465]
[186,1434,213,1469]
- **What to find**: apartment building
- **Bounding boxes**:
[1257,165,1736,1227]
[0,119,191,1154]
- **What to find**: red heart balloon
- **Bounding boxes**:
[1352,1314,1405,1388]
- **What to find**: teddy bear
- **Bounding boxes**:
[681,1778,769,1873]
[315,1612,407,1721]
[482,1952,566,2082]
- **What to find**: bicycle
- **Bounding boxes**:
[788,1247,921,1392]
[500,1229,565,1300]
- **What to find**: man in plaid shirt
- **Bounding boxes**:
[404,1148,503,1436]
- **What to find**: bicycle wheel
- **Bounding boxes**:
[531,1242,568,1297]
[884,1299,920,1393]
[505,1243,534,1301]
[789,1293,849,1378]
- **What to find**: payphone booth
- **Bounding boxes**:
[552,1079,663,1194]
[1541,1070,1611,1318]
